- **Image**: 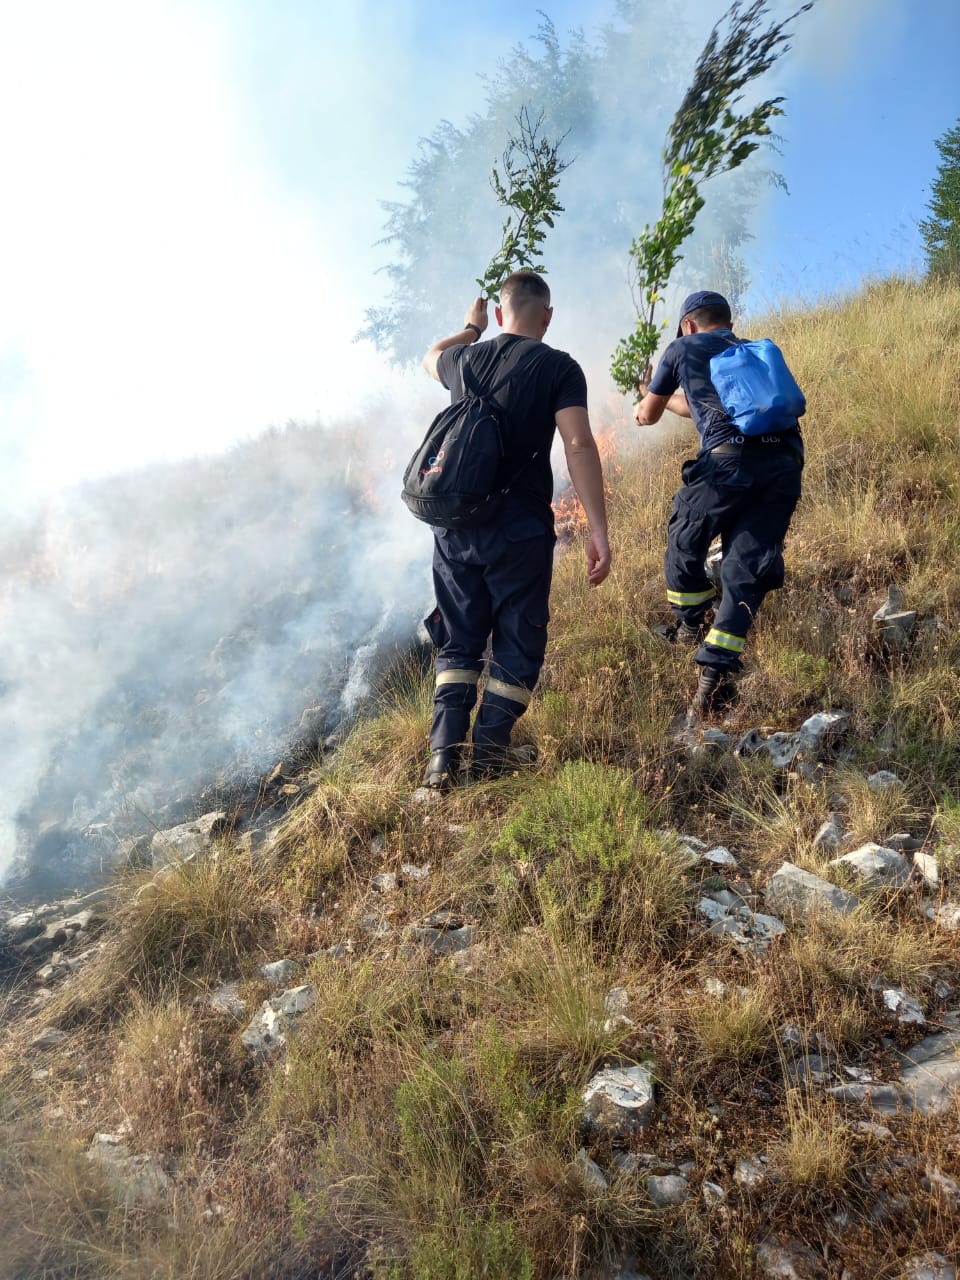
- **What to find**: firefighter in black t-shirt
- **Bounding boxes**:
[634,290,803,719]
[420,270,611,789]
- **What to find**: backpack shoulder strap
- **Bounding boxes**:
[460,338,542,399]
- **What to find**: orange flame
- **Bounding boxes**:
[553,426,620,541]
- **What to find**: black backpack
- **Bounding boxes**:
[401,339,544,529]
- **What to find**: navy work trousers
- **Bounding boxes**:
[424,513,555,751]
[665,441,803,671]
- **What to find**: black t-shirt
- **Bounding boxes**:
[437,333,587,525]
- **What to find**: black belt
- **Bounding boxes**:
[710,433,800,454]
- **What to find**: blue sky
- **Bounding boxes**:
[0,0,957,497]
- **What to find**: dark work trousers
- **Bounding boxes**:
[664,439,803,671]
[424,513,555,751]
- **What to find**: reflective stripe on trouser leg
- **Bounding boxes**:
[704,628,745,654]
[666,587,717,609]
[473,680,533,749]
[695,627,747,671]
[430,669,480,750]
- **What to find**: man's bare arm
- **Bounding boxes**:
[633,383,692,425]
[555,406,611,586]
[422,298,488,382]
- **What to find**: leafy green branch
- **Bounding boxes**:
[610,0,814,397]
[477,106,573,301]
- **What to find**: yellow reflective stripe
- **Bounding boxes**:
[485,678,532,707]
[666,587,717,606]
[436,668,480,687]
[705,628,746,653]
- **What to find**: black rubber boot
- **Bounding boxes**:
[672,620,707,646]
[470,742,510,781]
[688,665,737,718]
[421,746,462,790]
[655,618,708,647]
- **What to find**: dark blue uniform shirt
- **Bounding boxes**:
[649,329,801,454]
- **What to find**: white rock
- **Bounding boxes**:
[646,1173,688,1206]
[812,815,843,853]
[901,1254,956,1280]
[575,1148,608,1192]
[241,984,316,1057]
[867,770,903,792]
[150,811,227,868]
[883,988,925,1025]
[205,981,247,1020]
[409,787,443,808]
[913,851,940,889]
[830,843,910,890]
[931,902,960,930]
[86,1134,171,1210]
[582,1064,656,1139]
[583,1065,655,1112]
[703,846,737,867]
[699,898,786,953]
[855,1120,893,1140]
[765,861,858,918]
[29,1027,69,1051]
[796,710,849,755]
[400,862,431,881]
[260,958,298,986]
[372,872,399,893]
[756,1238,826,1279]
[734,1155,768,1187]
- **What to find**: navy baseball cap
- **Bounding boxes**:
[676,290,730,337]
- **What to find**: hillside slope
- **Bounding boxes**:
[1,278,959,1280]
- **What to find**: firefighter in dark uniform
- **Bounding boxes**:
[634,290,803,717]
[420,270,611,788]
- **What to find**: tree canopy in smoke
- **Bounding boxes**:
[611,0,815,396]
[361,5,767,368]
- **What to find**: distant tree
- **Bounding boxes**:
[920,120,960,280]
[359,6,762,367]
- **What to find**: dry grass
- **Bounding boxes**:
[6,278,960,1278]
[769,1091,854,1195]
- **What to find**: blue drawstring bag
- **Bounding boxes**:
[709,339,806,436]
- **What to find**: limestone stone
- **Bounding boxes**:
[830,843,910,890]
[812,814,843,853]
[241,984,316,1057]
[582,1064,655,1141]
[882,988,925,1025]
[900,1255,956,1280]
[646,1173,688,1207]
[756,1238,827,1279]
[867,770,903,792]
[765,861,858,918]
[86,1134,171,1210]
[260,958,298,986]
[827,1029,960,1116]
[575,1148,608,1193]
[150,811,228,868]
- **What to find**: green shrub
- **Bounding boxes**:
[494,761,692,954]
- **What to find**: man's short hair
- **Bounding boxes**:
[687,302,732,329]
[499,270,551,309]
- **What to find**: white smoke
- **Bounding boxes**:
[0,1,873,894]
